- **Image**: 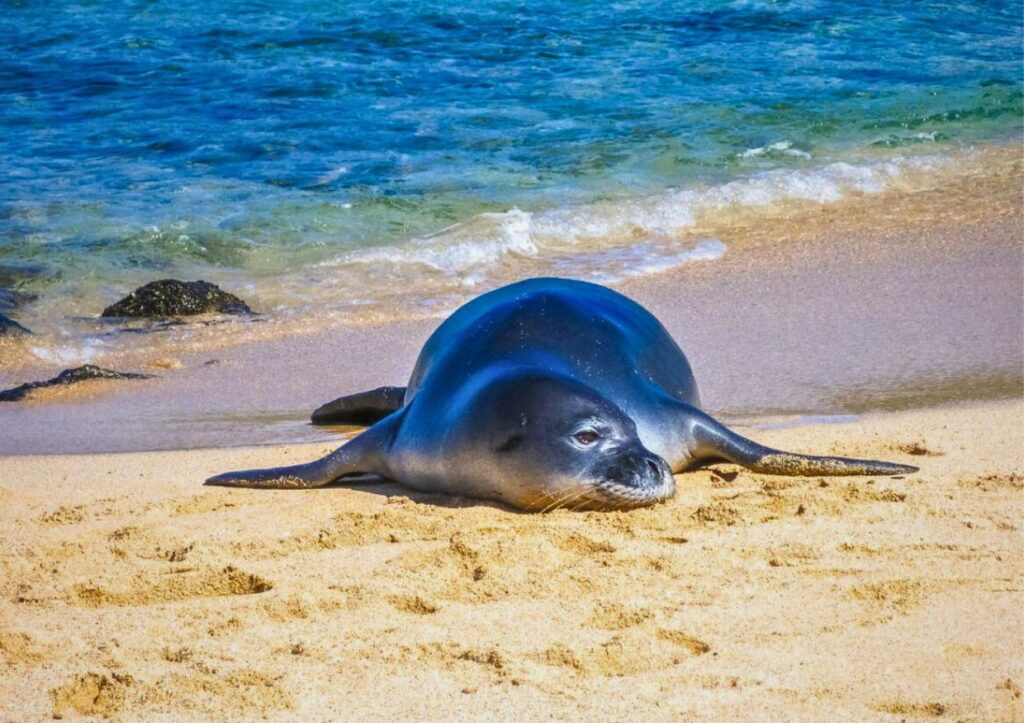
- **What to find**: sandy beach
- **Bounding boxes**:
[2,2,1022,720]
[1,145,1022,720]
[1,400,1021,720]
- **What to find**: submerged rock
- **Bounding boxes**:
[0,261,50,290]
[0,312,31,336]
[101,279,254,318]
[0,365,154,402]
[0,288,36,311]
[0,262,46,317]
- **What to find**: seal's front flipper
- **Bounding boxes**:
[206,412,399,489]
[311,386,406,426]
[685,408,918,477]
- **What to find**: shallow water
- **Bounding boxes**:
[1,1,1022,451]
[1,1,1021,325]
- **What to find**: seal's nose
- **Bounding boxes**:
[625,451,672,489]
[598,445,673,495]
[644,454,673,485]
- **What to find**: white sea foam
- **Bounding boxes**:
[30,340,105,366]
[738,141,812,159]
[552,239,728,283]
[312,165,350,186]
[317,154,948,286]
[338,207,537,283]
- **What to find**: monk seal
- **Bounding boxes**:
[207,278,916,510]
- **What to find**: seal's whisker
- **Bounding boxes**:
[567,490,600,512]
[539,490,577,514]
[550,487,592,513]
[561,487,599,512]
[555,490,592,513]
[534,493,557,513]
[545,490,584,513]
[606,496,628,513]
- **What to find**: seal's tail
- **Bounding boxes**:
[205,413,397,489]
[688,409,918,477]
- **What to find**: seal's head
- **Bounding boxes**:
[459,371,675,511]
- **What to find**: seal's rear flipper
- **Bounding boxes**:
[311,386,406,426]
[206,412,399,489]
[687,408,918,477]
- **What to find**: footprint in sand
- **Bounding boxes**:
[50,672,134,719]
[849,578,929,611]
[539,628,710,677]
[874,700,948,717]
[587,601,655,630]
[144,669,294,716]
[383,641,511,680]
[847,578,944,626]
[107,524,197,562]
[50,668,294,719]
[891,441,944,457]
[960,473,1024,491]
[0,631,48,666]
[388,594,441,615]
[766,542,819,568]
[171,493,241,516]
[38,505,86,525]
[38,496,150,526]
[72,566,272,606]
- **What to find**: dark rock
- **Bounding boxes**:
[0,312,31,336]
[0,262,47,315]
[0,288,36,311]
[101,279,254,318]
[0,262,50,289]
[0,365,154,402]
[311,386,407,425]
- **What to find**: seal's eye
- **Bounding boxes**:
[573,430,600,446]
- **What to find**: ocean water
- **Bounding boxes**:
[1,0,1021,339]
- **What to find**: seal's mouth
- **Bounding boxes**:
[585,472,676,511]
[586,450,676,511]
[532,457,676,512]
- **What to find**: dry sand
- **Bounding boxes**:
[1,399,1021,720]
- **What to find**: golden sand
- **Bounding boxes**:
[1,400,1021,720]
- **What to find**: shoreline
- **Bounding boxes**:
[0,142,1020,455]
[1,211,1020,455]
[1,399,1020,719]
[2,141,1020,371]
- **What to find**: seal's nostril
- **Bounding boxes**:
[647,459,660,477]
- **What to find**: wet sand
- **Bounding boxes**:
[0,212,1020,454]
[0,400,1021,720]
[1,145,1022,454]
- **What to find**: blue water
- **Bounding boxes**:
[0,0,1021,302]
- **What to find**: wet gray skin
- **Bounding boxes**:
[207,278,917,510]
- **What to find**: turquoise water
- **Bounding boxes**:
[1,1,1021,310]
